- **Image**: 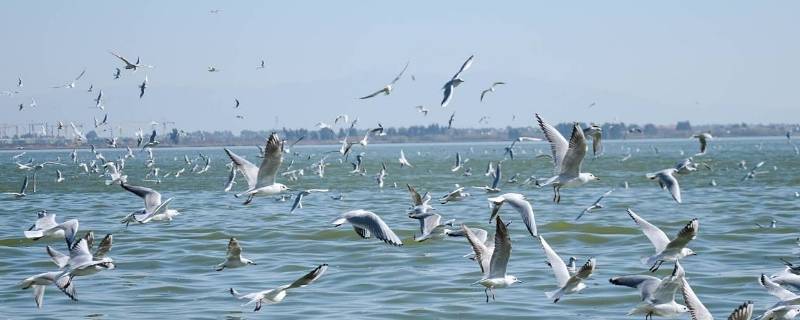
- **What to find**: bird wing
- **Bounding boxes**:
[609,275,661,301]
[491,163,502,189]
[226,238,243,260]
[664,219,698,253]
[109,51,133,66]
[452,55,474,80]
[224,148,258,189]
[662,171,682,203]
[407,184,423,206]
[539,235,569,286]
[20,175,28,194]
[505,195,537,236]
[290,192,304,213]
[560,123,587,176]
[286,264,328,290]
[419,213,442,236]
[359,88,384,99]
[681,278,713,320]
[121,183,162,212]
[256,133,283,187]
[727,301,754,320]
[463,224,491,275]
[46,245,70,268]
[760,274,797,301]
[389,61,409,85]
[93,234,113,259]
[536,114,569,174]
[441,83,454,107]
[488,216,511,279]
[74,69,86,81]
[68,238,93,268]
[480,89,490,102]
[626,209,671,253]
[347,210,402,246]
[652,264,684,304]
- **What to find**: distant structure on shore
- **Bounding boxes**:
[1,121,797,149]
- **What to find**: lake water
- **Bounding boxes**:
[1,137,798,319]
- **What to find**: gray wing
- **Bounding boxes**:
[290,192,304,213]
[224,148,258,189]
[652,264,685,304]
[609,275,661,301]
[681,278,712,320]
[441,83,454,107]
[389,61,409,85]
[452,55,474,79]
[627,209,670,253]
[491,163,501,189]
[663,219,698,253]
[416,214,441,240]
[760,274,797,301]
[536,114,569,174]
[407,184,423,206]
[727,301,753,320]
[74,69,86,81]
[662,171,682,203]
[20,175,28,194]
[256,133,283,187]
[46,246,70,269]
[286,264,328,290]
[463,225,491,275]
[226,237,242,260]
[347,210,403,246]
[93,234,112,259]
[488,216,511,279]
[505,195,537,236]
[359,88,384,100]
[560,123,587,176]
[121,183,162,212]
[68,238,93,268]
[223,165,237,192]
[539,235,569,286]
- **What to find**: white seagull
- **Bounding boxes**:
[224,133,289,204]
[538,235,596,303]
[536,114,599,203]
[216,237,256,271]
[359,61,409,99]
[331,210,403,246]
[120,183,179,225]
[398,150,413,168]
[575,189,613,221]
[609,263,689,319]
[627,209,698,272]
[487,193,537,237]
[290,189,329,213]
[472,216,521,303]
[4,175,29,198]
[441,55,474,107]
[229,264,327,311]
[480,82,505,102]
[646,168,682,203]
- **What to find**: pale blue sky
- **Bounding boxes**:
[1,1,798,134]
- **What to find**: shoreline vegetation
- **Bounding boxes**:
[2,121,797,150]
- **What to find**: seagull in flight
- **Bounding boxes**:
[575,189,613,221]
[109,51,152,71]
[120,183,179,225]
[138,75,148,98]
[216,237,256,271]
[113,68,121,79]
[141,130,159,149]
[331,210,403,246]
[256,60,265,69]
[398,150,413,168]
[359,61,409,99]
[646,168,682,203]
[627,209,698,272]
[229,264,327,311]
[480,82,506,102]
[224,133,290,204]
[583,125,603,157]
[52,69,86,89]
[416,105,429,116]
[691,132,712,155]
[609,263,689,318]
[487,193,537,236]
[471,216,521,302]
[537,114,599,203]
[441,55,474,107]
[290,189,329,213]
[447,112,456,129]
[538,235,596,303]
[4,176,29,198]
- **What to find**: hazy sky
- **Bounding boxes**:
[1,1,798,135]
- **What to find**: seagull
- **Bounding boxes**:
[316,122,332,130]
[441,55,474,107]
[4,175,29,198]
[141,130,159,149]
[331,210,403,246]
[474,162,501,193]
[460,224,493,267]
[415,105,429,116]
[646,168,682,203]
[138,75,148,98]
[410,212,453,242]
[17,76,23,87]
[440,185,470,204]
[472,216,521,303]
[113,68,121,79]
[451,152,466,172]
[583,125,603,157]
[290,189,329,213]
[256,60,265,69]
[109,51,152,71]
[398,150,413,168]
[536,114,599,203]
[216,238,256,271]
[627,209,698,272]
[691,132,712,155]
[480,82,505,102]
[229,264,327,312]
[19,271,68,309]
[24,210,65,239]
[407,184,434,215]
[52,69,86,88]
[756,219,778,229]
[741,161,766,181]
[47,237,115,301]
[120,183,179,225]
[575,189,613,221]
[234,98,240,108]
[447,112,456,129]
[208,66,220,72]
[538,235,595,303]
[55,170,65,183]
[758,274,800,318]
[223,164,237,192]
[359,61,409,99]
[487,193,537,236]
[94,90,104,110]
[375,162,386,188]
[224,133,289,204]
[681,277,755,320]
[609,263,689,319]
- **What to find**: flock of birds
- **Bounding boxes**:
[4,50,800,319]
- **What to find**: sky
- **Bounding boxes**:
[0,1,798,136]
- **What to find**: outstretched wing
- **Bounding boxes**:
[286,264,328,290]
[389,61,409,85]
[121,183,162,213]
[536,114,569,174]
[256,133,283,187]
[560,123,587,176]
[488,216,511,279]
[626,209,670,253]
[224,148,258,189]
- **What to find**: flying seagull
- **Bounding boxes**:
[52,69,86,89]
[120,183,179,225]
[290,189,329,213]
[575,189,613,221]
[359,61,409,99]
[331,210,403,246]
[646,168,682,203]
[472,216,521,303]
[216,237,256,271]
[627,209,698,272]
[536,114,599,203]
[224,133,289,204]
[138,75,148,98]
[539,235,596,303]
[609,263,689,318]
[487,193,537,237]
[229,264,327,311]
[691,132,712,155]
[441,55,474,107]
[109,51,152,71]
[480,82,506,102]
[4,175,29,198]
